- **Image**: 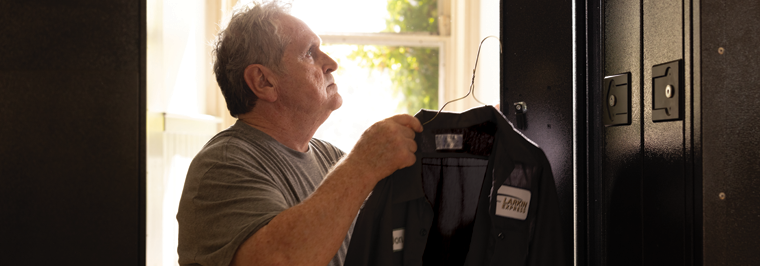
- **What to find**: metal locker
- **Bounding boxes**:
[501,0,760,264]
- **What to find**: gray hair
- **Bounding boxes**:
[212,0,292,118]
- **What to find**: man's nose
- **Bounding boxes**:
[323,52,338,74]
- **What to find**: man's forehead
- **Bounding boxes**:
[279,15,320,44]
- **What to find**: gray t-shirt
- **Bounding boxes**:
[177,120,348,266]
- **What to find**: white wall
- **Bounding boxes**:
[146,0,222,265]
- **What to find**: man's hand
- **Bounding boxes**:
[345,114,423,183]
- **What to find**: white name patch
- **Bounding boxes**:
[435,134,463,150]
[392,228,404,252]
[495,186,531,220]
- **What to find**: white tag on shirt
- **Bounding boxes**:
[435,134,463,150]
[392,228,404,252]
[495,185,531,220]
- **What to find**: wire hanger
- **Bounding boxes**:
[422,35,503,126]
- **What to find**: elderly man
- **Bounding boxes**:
[176,1,422,266]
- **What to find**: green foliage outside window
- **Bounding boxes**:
[347,0,439,115]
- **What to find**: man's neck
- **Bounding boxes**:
[237,106,325,153]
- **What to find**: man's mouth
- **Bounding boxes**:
[326,78,336,88]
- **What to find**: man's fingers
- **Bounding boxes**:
[399,124,416,139]
[347,114,424,181]
[390,114,423,133]
[405,138,418,153]
[399,147,417,169]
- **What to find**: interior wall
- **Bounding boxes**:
[0,1,146,264]
[146,1,224,264]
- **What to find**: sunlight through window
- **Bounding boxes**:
[288,0,440,152]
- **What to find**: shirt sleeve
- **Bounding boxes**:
[177,148,289,266]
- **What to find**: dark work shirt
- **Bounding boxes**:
[345,106,567,266]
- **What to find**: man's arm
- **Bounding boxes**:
[230,114,423,266]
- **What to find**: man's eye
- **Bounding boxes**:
[307,49,313,57]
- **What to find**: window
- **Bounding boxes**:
[290,0,442,152]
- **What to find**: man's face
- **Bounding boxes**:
[274,15,342,119]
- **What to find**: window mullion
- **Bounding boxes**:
[319,33,446,47]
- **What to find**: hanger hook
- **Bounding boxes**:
[422,36,502,126]
[470,36,502,106]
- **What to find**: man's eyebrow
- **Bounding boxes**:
[308,43,319,54]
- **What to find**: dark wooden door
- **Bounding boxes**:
[0,1,146,264]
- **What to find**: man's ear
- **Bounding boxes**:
[243,64,278,102]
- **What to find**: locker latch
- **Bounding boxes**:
[652,60,684,122]
[603,73,632,126]
[514,101,527,130]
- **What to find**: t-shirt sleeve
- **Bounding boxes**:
[177,154,288,266]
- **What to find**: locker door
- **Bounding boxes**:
[642,0,694,264]
[701,0,760,264]
[602,0,643,264]
[601,0,696,264]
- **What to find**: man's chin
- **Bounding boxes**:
[326,84,342,110]
[331,94,343,111]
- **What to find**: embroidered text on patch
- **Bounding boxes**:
[392,228,404,252]
[495,185,531,220]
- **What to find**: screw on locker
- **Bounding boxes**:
[665,85,674,98]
